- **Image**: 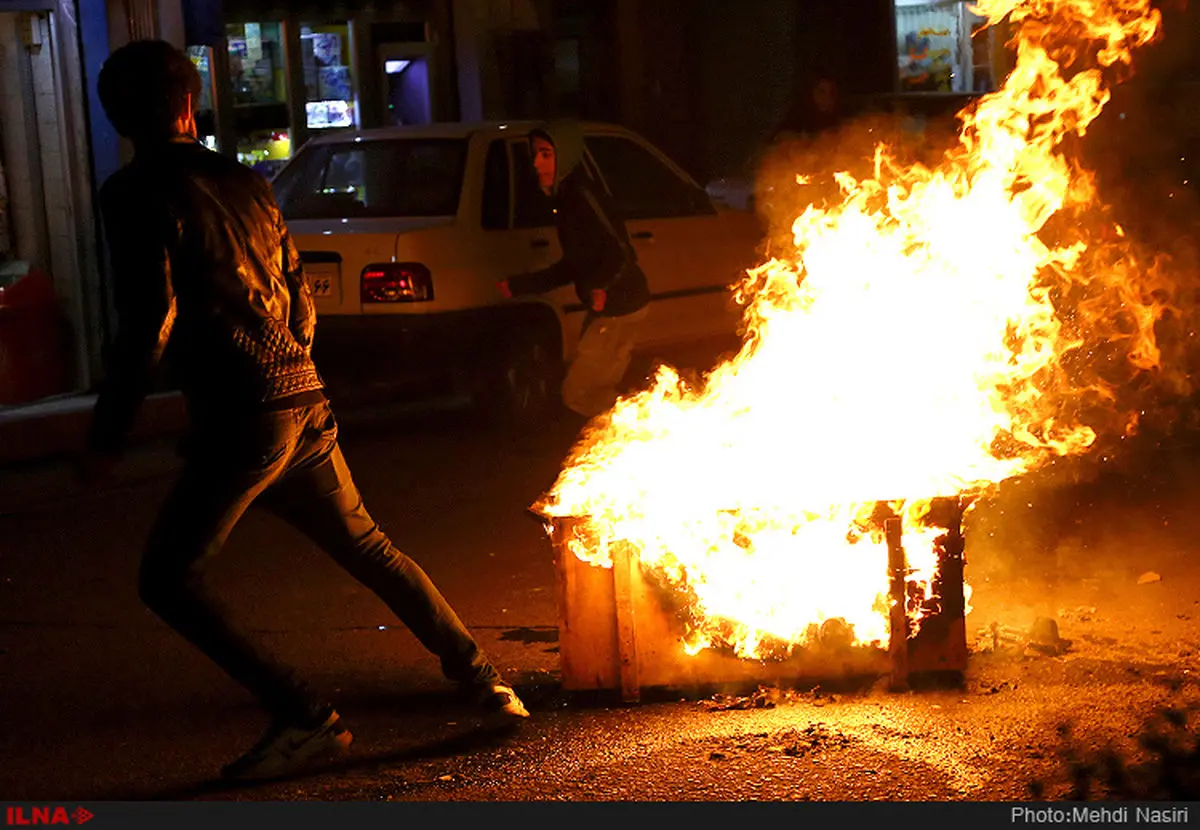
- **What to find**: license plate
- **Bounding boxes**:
[309,275,334,297]
[305,264,339,299]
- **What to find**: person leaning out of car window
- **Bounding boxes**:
[498,121,651,423]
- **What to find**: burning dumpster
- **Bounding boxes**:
[530,1,1173,703]
[545,498,969,701]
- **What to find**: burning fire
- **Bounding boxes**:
[535,0,1177,658]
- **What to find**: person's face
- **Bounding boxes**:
[813,79,838,113]
[531,136,556,193]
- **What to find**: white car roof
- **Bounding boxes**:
[303,120,621,146]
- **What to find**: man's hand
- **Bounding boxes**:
[497,279,513,299]
[591,289,606,312]
[73,450,118,489]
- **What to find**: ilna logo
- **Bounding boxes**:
[5,806,94,825]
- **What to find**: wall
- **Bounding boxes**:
[612,0,701,179]
[0,12,47,274]
[547,0,620,122]
[29,12,75,305]
[50,1,104,386]
[693,0,801,182]
[0,6,102,393]
[0,10,81,301]
[451,0,550,121]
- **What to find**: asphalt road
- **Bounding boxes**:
[1,342,1199,802]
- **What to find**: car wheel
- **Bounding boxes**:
[477,328,564,429]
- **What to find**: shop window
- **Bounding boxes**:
[227,21,291,177]
[481,140,510,230]
[584,136,713,220]
[895,1,997,94]
[300,23,356,132]
[186,46,218,151]
[276,138,468,219]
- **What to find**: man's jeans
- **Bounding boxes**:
[138,399,501,723]
[562,305,651,418]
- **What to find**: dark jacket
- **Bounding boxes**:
[87,139,325,455]
[506,121,651,318]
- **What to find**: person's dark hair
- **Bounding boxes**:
[97,39,202,143]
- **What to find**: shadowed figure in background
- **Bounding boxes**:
[76,39,528,784]
[771,76,845,145]
[498,121,652,429]
[757,76,852,257]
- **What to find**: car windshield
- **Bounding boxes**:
[274,138,468,219]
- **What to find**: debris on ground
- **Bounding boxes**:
[811,685,843,706]
[978,680,1019,695]
[1058,606,1098,622]
[709,724,854,761]
[1138,571,1163,585]
[975,623,1025,652]
[1029,705,1200,800]
[1028,617,1072,655]
[701,685,800,711]
[975,618,1071,656]
[778,724,853,757]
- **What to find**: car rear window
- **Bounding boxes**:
[274,138,468,219]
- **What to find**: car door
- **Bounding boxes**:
[476,137,552,283]
[582,130,753,349]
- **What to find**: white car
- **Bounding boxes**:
[270,120,763,422]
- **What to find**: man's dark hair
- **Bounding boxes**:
[98,39,202,143]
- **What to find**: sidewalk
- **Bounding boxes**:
[0,391,187,516]
[0,381,475,468]
[0,387,476,516]
[0,390,187,467]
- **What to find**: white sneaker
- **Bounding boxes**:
[221,709,353,781]
[477,683,531,724]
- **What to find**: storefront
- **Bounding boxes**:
[893,0,1011,94]
[184,0,455,177]
[0,0,105,406]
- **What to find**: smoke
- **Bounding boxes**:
[750,70,1200,580]
[752,108,956,263]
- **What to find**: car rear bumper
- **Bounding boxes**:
[310,305,567,406]
[312,311,487,394]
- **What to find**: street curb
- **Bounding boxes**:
[0,392,187,467]
[0,391,482,516]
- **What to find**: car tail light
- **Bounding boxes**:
[360,262,434,303]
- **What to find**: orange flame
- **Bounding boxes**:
[535,0,1176,658]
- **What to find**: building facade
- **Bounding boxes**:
[1,0,1195,410]
[0,0,118,404]
[183,0,462,177]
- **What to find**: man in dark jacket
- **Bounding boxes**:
[77,40,527,783]
[498,121,651,420]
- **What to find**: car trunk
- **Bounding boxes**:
[286,216,455,317]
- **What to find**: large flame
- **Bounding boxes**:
[535,0,1179,658]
